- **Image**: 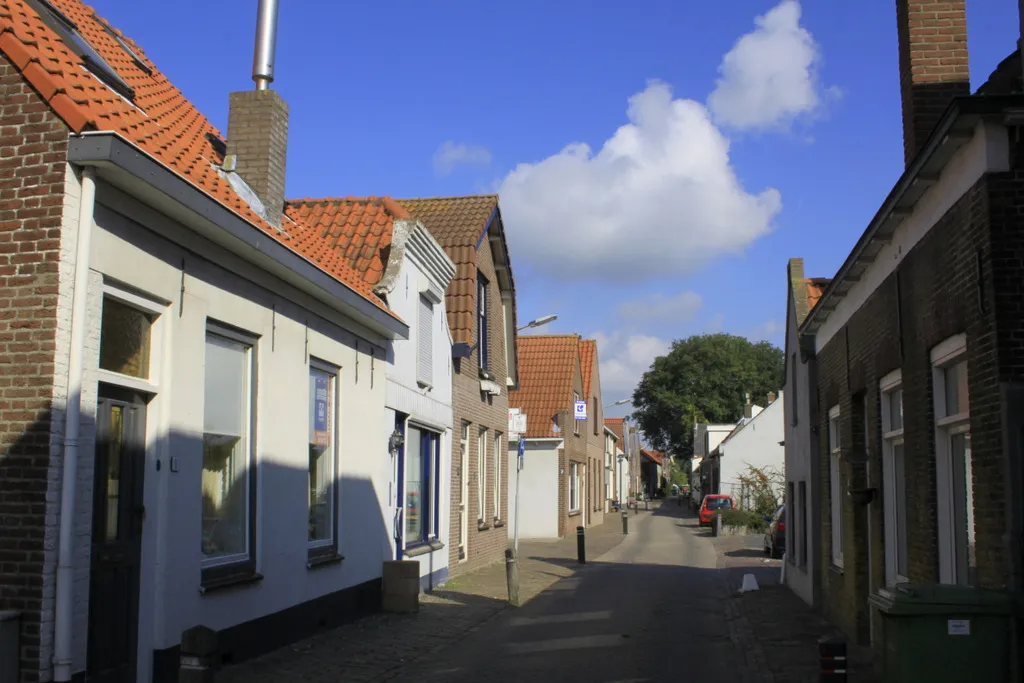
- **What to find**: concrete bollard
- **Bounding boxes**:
[621,511,629,535]
[577,526,586,564]
[714,512,723,537]
[505,548,520,607]
[179,625,218,683]
[382,560,420,613]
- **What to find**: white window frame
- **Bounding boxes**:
[931,334,973,585]
[98,284,166,394]
[477,428,487,522]
[493,432,502,521]
[201,323,258,574]
[569,462,580,512]
[828,404,844,568]
[307,359,339,556]
[880,369,907,585]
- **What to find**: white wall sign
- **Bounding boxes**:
[575,400,587,421]
[947,619,970,636]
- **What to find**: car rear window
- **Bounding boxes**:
[706,497,732,510]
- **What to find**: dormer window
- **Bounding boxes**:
[27,0,135,100]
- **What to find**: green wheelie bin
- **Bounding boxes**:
[869,583,1013,683]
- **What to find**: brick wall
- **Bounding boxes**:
[226,89,288,228]
[585,361,605,526]
[0,53,69,683]
[895,0,970,166]
[813,173,1014,645]
[559,362,587,537]
[446,239,509,575]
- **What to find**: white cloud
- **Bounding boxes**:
[591,331,671,403]
[707,0,832,131]
[499,81,781,280]
[433,141,493,175]
[706,313,726,333]
[750,318,783,341]
[617,291,702,321]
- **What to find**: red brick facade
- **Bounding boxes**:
[0,53,69,683]
[557,357,588,538]
[446,237,510,575]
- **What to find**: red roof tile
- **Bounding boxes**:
[509,335,581,439]
[605,417,624,442]
[806,277,831,312]
[284,197,409,286]
[0,0,397,319]
[579,339,597,398]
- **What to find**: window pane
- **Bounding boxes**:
[889,390,903,432]
[308,368,334,544]
[202,335,249,560]
[894,443,908,577]
[477,429,487,520]
[951,432,976,585]
[100,298,152,379]
[405,427,423,539]
[104,405,123,541]
[944,362,969,416]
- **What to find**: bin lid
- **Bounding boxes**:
[869,583,1013,616]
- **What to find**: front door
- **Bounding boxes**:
[87,387,146,683]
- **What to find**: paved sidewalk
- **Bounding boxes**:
[693,514,879,683]
[216,509,638,683]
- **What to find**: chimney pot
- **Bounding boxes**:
[896,0,971,167]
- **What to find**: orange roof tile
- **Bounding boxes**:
[0,0,397,319]
[509,335,581,439]
[605,417,624,442]
[284,197,409,286]
[806,277,831,312]
[641,448,665,465]
[397,195,499,343]
[579,339,597,398]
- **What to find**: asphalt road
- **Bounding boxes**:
[403,505,769,683]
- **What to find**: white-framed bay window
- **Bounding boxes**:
[201,324,258,584]
[932,334,974,585]
[880,369,907,585]
[828,404,844,568]
[477,428,487,522]
[308,360,339,560]
[569,462,580,513]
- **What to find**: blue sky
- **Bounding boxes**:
[92,0,1019,417]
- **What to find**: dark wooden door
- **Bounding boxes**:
[87,387,146,683]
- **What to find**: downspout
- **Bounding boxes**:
[53,167,97,682]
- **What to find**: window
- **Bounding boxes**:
[308,362,338,556]
[477,428,487,521]
[27,0,135,100]
[932,335,974,585]
[201,328,256,576]
[477,273,489,371]
[405,426,440,546]
[493,432,502,521]
[99,297,153,379]
[828,405,844,568]
[592,397,598,435]
[790,353,798,426]
[880,370,908,585]
[569,462,580,512]
[798,481,808,568]
[787,482,795,563]
[417,295,433,386]
[574,392,581,436]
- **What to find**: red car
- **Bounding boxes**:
[698,494,735,526]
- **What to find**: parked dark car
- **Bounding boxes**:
[763,505,785,559]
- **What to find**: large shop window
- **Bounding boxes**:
[932,335,974,585]
[405,426,441,546]
[201,328,257,578]
[880,369,908,585]
[828,405,844,568]
[308,362,338,558]
[569,462,580,513]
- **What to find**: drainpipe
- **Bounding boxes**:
[53,167,97,682]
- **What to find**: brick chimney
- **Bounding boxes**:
[767,391,777,405]
[895,0,971,167]
[227,0,288,227]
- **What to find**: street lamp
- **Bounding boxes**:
[604,398,630,408]
[517,314,557,331]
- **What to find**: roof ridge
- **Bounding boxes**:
[396,193,499,202]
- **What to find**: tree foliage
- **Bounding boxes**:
[631,333,784,459]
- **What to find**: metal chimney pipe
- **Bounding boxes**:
[252,0,280,90]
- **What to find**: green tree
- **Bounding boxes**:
[631,333,784,459]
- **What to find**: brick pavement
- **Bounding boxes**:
[696,516,879,683]
[216,509,635,683]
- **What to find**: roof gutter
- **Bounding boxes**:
[801,95,1024,335]
[66,132,409,340]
